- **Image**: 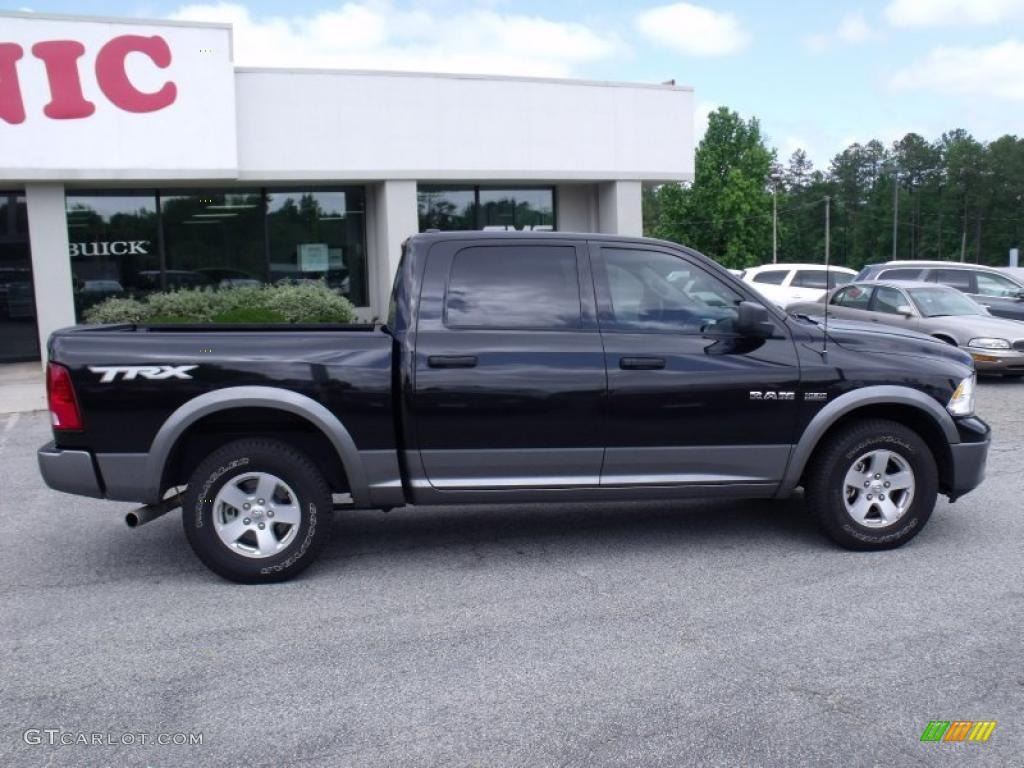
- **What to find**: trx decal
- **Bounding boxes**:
[88,365,198,383]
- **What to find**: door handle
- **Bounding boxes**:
[427,355,478,369]
[619,356,666,370]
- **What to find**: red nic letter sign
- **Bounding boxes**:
[0,34,177,124]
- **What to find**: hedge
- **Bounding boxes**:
[83,281,358,325]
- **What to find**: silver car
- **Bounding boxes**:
[789,280,1024,375]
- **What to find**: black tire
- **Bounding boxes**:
[805,419,938,551]
[183,438,333,583]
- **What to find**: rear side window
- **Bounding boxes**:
[791,270,828,289]
[878,268,923,281]
[832,285,872,309]
[930,269,974,292]
[445,245,581,329]
[752,270,787,285]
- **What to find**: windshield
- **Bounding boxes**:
[909,287,984,317]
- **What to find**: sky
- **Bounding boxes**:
[7,0,1024,169]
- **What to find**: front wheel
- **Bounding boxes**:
[805,419,938,550]
[183,438,333,583]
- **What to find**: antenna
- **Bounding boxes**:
[823,195,831,357]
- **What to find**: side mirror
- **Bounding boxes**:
[736,301,775,338]
[896,305,914,317]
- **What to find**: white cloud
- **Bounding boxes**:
[804,10,875,54]
[168,1,620,77]
[890,40,1024,101]
[634,3,749,57]
[884,0,1024,27]
[837,11,873,43]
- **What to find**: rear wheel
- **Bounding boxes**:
[183,438,333,583]
[805,419,938,550]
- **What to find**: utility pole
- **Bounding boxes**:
[772,180,778,264]
[771,171,782,264]
[825,195,831,266]
[892,170,899,260]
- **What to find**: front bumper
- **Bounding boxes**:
[946,418,991,500]
[967,347,1024,374]
[37,441,103,498]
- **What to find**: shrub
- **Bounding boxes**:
[211,307,288,323]
[81,280,358,325]
[263,281,358,323]
[83,297,149,324]
[145,288,219,322]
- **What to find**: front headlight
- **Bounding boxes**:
[968,337,1011,349]
[947,375,976,417]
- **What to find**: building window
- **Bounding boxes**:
[1,191,39,362]
[66,186,369,321]
[418,187,476,231]
[161,189,267,289]
[65,191,160,317]
[418,186,554,232]
[266,188,368,307]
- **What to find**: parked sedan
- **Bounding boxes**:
[856,260,1024,322]
[789,281,1024,375]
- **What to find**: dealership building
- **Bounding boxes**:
[0,11,694,363]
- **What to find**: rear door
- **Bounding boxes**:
[410,238,606,490]
[591,242,800,487]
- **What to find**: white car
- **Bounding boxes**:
[742,263,857,308]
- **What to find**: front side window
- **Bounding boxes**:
[599,248,743,333]
[872,286,908,314]
[445,245,580,329]
[832,285,872,309]
[752,269,787,285]
[974,271,1021,298]
[828,271,854,289]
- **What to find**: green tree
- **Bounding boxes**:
[652,107,774,268]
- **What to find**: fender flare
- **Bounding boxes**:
[145,386,369,505]
[776,385,959,497]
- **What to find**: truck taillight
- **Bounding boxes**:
[47,362,82,430]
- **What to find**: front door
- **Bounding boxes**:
[591,243,801,487]
[411,238,606,490]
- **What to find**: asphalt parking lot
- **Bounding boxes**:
[1,380,1022,768]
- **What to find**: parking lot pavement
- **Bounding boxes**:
[1,382,1022,768]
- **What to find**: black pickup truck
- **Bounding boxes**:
[39,232,991,582]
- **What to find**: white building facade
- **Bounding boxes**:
[0,11,694,362]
